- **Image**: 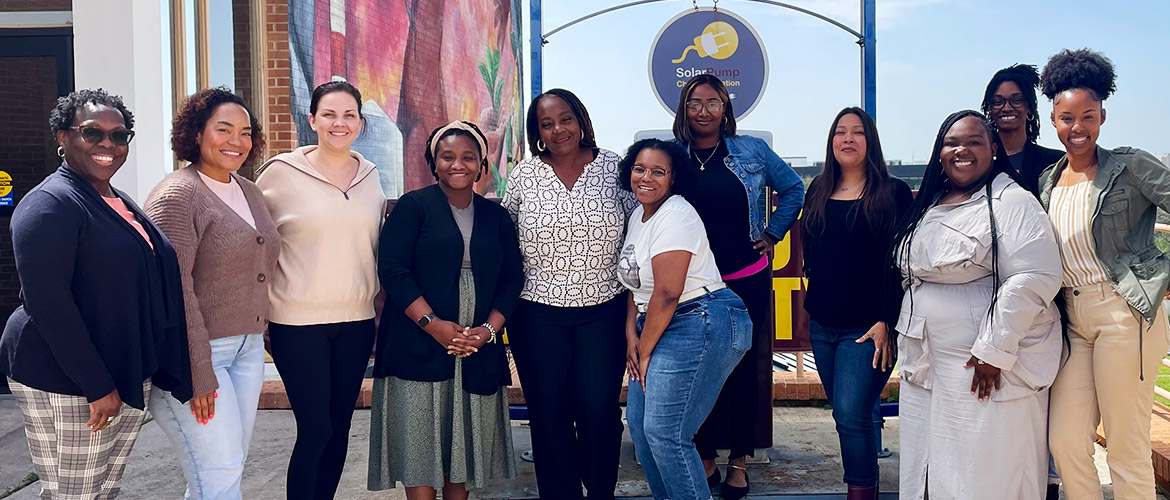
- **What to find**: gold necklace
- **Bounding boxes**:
[694,145,719,171]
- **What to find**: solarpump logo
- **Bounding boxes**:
[648,8,768,120]
[671,21,739,63]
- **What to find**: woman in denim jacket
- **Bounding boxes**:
[670,74,804,498]
[1039,49,1170,500]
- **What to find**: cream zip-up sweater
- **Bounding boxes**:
[256,146,385,326]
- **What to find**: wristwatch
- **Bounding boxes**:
[417,313,436,329]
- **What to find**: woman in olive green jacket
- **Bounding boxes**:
[1039,48,1170,500]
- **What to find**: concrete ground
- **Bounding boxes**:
[0,395,1159,499]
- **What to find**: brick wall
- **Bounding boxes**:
[263,0,296,156]
[0,57,61,316]
[0,0,70,11]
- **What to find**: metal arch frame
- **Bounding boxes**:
[531,0,878,119]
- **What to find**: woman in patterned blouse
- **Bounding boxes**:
[501,88,635,500]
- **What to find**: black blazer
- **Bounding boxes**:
[1017,142,1066,197]
[0,165,192,409]
[374,184,522,395]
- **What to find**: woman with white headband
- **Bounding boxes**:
[368,120,521,500]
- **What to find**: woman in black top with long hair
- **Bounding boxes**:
[802,107,912,500]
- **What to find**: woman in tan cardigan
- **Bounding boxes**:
[144,87,281,500]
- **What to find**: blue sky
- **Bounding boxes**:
[536,0,1170,164]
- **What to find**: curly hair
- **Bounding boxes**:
[1040,48,1116,101]
[423,121,489,181]
[982,64,1042,143]
[49,88,134,133]
[171,87,266,168]
[618,138,695,199]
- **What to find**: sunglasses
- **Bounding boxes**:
[70,125,135,146]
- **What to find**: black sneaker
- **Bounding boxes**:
[1046,483,1059,500]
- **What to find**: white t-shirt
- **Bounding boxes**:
[198,171,256,229]
[617,195,723,306]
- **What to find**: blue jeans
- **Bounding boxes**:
[627,288,752,500]
[150,334,266,500]
[808,319,893,487]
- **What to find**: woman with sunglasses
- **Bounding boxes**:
[143,87,280,500]
[0,89,193,499]
[671,74,804,499]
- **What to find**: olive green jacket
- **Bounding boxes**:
[1038,145,1170,324]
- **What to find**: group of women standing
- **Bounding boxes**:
[2,45,1168,500]
[801,48,1170,500]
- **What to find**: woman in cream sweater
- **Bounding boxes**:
[256,81,385,500]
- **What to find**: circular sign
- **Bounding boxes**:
[648,8,768,119]
[0,171,11,198]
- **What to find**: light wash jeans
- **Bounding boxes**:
[627,288,752,500]
[150,333,265,500]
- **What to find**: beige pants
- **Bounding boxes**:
[1049,282,1170,500]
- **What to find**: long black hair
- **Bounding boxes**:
[802,107,898,239]
[672,74,736,145]
[981,64,1042,143]
[524,88,598,156]
[890,110,1020,322]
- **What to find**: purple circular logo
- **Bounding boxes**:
[648,8,769,119]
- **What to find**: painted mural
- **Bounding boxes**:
[288,0,524,198]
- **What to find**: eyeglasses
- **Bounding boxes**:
[632,165,670,179]
[70,125,135,146]
[989,95,1027,110]
[686,100,724,114]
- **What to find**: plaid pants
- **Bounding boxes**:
[8,378,151,500]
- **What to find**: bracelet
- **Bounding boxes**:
[481,322,497,343]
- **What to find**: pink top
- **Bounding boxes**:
[103,196,153,250]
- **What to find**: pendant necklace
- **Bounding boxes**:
[694,145,719,171]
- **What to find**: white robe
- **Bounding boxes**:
[895,174,1063,500]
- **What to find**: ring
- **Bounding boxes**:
[106,416,114,422]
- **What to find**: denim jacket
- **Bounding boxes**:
[1038,146,1170,324]
[676,135,805,242]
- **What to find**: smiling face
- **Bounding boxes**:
[535,95,581,157]
[989,80,1027,134]
[832,113,867,171]
[56,102,130,191]
[197,102,252,176]
[940,116,997,190]
[685,83,725,141]
[1052,88,1105,158]
[434,133,481,192]
[630,147,674,208]
[308,90,361,151]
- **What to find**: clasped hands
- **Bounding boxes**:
[424,318,490,358]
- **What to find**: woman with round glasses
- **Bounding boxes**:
[1,89,193,499]
[671,74,804,499]
[981,64,1065,196]
[619,138,752,500]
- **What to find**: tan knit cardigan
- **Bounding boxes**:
[144,167,281,396]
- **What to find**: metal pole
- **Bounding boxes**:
[530,0,543,100]
[195,0,211,90]
[861,0,876,119]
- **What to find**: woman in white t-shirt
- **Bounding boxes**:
[617,138,753,500]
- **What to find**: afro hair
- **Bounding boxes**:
[1040,49,1116,101]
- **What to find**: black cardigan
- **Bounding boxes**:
[0,165,192,409]
[1017,142,1066,197]
[373,184,522,395]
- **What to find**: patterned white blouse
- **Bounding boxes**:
[502,149,636,307]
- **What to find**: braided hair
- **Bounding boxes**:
[890,110,1021,324]
[981,64,1042,143]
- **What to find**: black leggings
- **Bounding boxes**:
[507,296,628,500]
[693,268,772,461]
[269,319,375,500]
